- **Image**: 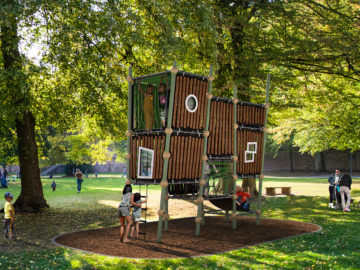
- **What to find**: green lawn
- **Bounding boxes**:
[0,176,359,269]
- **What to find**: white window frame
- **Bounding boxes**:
[185,94,199,113]
[137,147,154,179]
[244,151,255,163]
[247,142,257,153]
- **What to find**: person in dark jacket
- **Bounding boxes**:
[339,173,352,212]
[328,170,341,208]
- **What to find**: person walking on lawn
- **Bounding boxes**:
[75,169,84,193]
[328,169,341,208]
[339,173,352,212]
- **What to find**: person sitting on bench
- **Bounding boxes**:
[236,186,251,211]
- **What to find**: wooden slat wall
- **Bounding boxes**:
[237,104,265,126]
[172,75,208,130]
[130,135,166,180]
[236,130,264,176]
[168,135,204,180]
[207,100,234,156]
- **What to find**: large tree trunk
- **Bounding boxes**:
[14,112,48,211]
[1,0,48,211]
[314,152,327,172]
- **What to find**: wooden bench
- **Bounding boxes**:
[265,187,291,196]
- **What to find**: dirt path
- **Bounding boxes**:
[54,216,321,258]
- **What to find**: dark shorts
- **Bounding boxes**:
[118,206,130,217]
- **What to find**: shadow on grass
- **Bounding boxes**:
[1,193,360,269]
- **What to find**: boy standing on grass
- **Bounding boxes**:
[51,180,57,191]
[4,192,15,239]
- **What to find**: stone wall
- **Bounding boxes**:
[5,149,360,174]
[264,149,360,172]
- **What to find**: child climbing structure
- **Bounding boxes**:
[125,62,270,243]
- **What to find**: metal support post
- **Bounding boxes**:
[195,65,214,236]
[157,62,177,242]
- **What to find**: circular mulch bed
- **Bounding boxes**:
[53,216,321,259]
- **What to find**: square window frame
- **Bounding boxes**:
[244,151,255,163]
[137,146,155,179]
[247,142,257,153]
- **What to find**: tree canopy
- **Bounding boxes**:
[0,0,359,210]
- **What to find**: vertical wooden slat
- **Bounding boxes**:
[243,130,247,175]
[179,76,186,128]
[187,136,192,179]
[252,106,255,126]
[218,102,222,155]
[181,136,186,179]
[224,102,228,154]
[192,136,197,178]
[221,102,225,154]
[238,104,241,124]
[226,102,230,154]
[156,136,160,180]
[185,76,191,129]
[199,138,204,178]
[187,136,193,179]
[172,76,179,127]
[196,80,206,130]
[175,135,181,180]
[191,78,197,129]
[203,81,209,130]
[185,77,191,128]
[215,101,220,155]
[228,103,232,154]
[212,101,216,155]
[174,77,180,128]
[172,136,177,180]
[168,136,173,180]
[183,136,188,179]
[195,79,201,129]
[207,101,212,154]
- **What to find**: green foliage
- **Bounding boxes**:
[1,0,360,177]
[271,75,360,154]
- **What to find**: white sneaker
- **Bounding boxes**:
[329,203,334,208]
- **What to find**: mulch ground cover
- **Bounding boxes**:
[54,216,320,258]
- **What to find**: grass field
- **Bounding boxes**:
[0,175,359,269]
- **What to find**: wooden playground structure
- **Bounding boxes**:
[125,62,270,242]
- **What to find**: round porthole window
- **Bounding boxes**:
[185,94,198,113]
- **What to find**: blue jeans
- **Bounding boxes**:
[240,201,250,212]
[77,179,82,192]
